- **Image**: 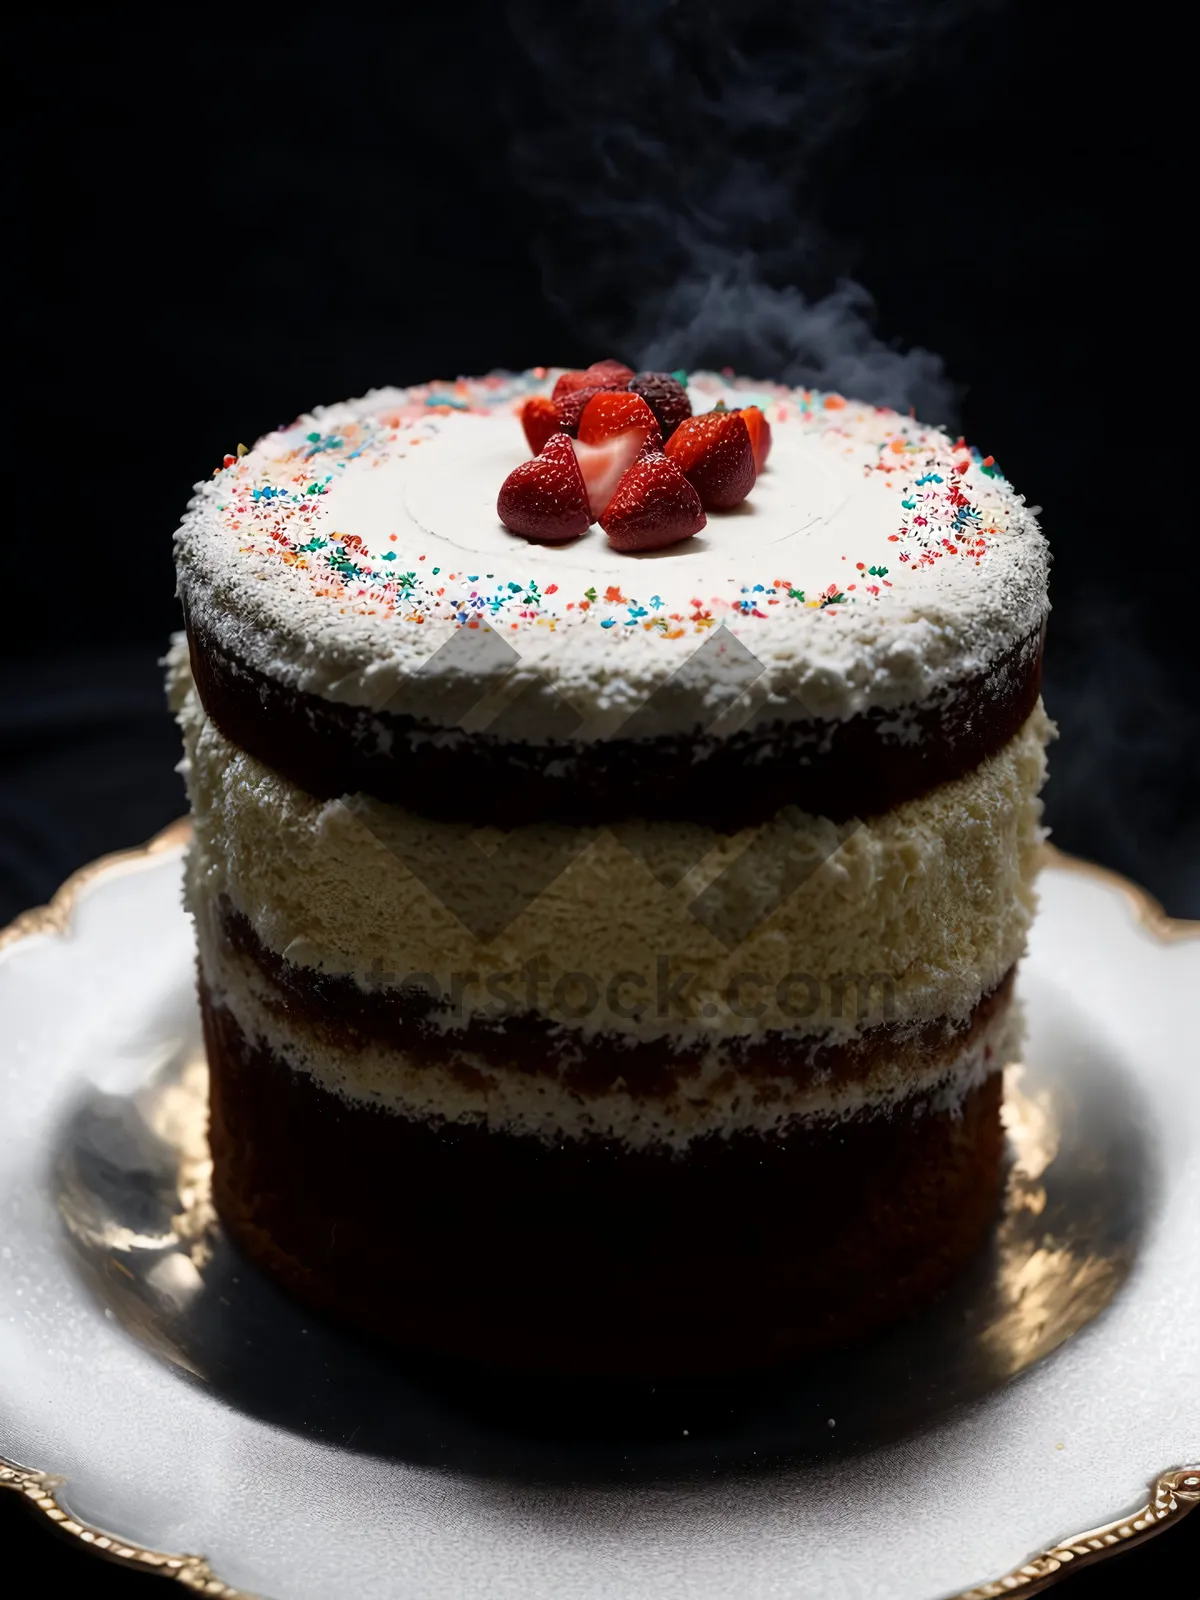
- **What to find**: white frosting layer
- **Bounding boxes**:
[174,371,1049,731]
[174,645,1051,1049]
[197,900,1022,1151]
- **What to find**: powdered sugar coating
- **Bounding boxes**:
[195,902,1022,1151]
[172,637,1050,1055]
[174,370,1050,729]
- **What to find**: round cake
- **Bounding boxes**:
[172,365,1051,1375]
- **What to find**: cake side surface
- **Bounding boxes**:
[201,981,1008,1375]
[176,664,1049,1055]
[195,893,1021,1148]
[176,656,1044,1149]
[169,365,1052,1373]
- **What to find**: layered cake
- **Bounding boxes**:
[171,363,1051,1375]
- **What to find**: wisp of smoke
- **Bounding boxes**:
[505,0,993,421]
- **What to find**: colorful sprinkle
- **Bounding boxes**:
[215,369,1010,639]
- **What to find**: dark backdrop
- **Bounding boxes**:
[6,1,1198,925]
[5,5,1196,1594]
[6,3,1197,922]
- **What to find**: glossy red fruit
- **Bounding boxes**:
[572,394,662,520]
[551,366,631,433]
[663,410,756,509]
[552,363,626,397]
[586,358,636,384]
[553,383,605,436]
[520,395,560,455]
[497,432,592,543]
[552,369,597,402]
[627,372,692,439]
[738,405,773,471]
[577,391,662,449]
[601,452,706,552]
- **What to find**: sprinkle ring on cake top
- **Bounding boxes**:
[176,368,1048,829]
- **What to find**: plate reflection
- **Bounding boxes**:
[51,1032,1148,1484]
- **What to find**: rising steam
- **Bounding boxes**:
[506,0,993,420]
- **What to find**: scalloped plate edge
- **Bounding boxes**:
[0,1455,256,1596]
[1,821,1197,1600]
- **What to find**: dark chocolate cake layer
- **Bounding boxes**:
[202,981,1007,1376]
[185,612,1043,830]
[218,896,1017,1102]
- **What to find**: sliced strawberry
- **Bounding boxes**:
[737,405,773,471]
[571,400,662,521]
[601,452,706,552]
[551,366,631,434]
[663,409,756,509]
[586,358,636,384]
[572,437,643,520]
[627,372,692,439]
[497,432,592,543]
[520,395,560,456]
[577,391,662,449]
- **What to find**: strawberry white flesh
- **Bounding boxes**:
[571,430,647,520]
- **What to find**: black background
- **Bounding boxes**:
[5,4,1196,1594]
[5,0,1197,926]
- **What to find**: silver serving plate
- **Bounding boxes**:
[1,824,1197,1599]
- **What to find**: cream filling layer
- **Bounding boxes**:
[197,907,1021,1150]
[175,646,1051,1047]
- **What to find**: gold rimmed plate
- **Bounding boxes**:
[1,828,1197,1598]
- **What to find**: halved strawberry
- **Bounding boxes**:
[586,358,636,384]
[737,405,772,471]
[601,452,706,552]
[627,371,692,439]
[551,365,631,434]
[520,395,560,456]
[497,432,592,543]
[663,409,756,509]
[572,395,662,520]
[577,391,662,449]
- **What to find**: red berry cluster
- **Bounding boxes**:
[498,361,772,553]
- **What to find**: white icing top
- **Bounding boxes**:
[174,370,1049,729]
